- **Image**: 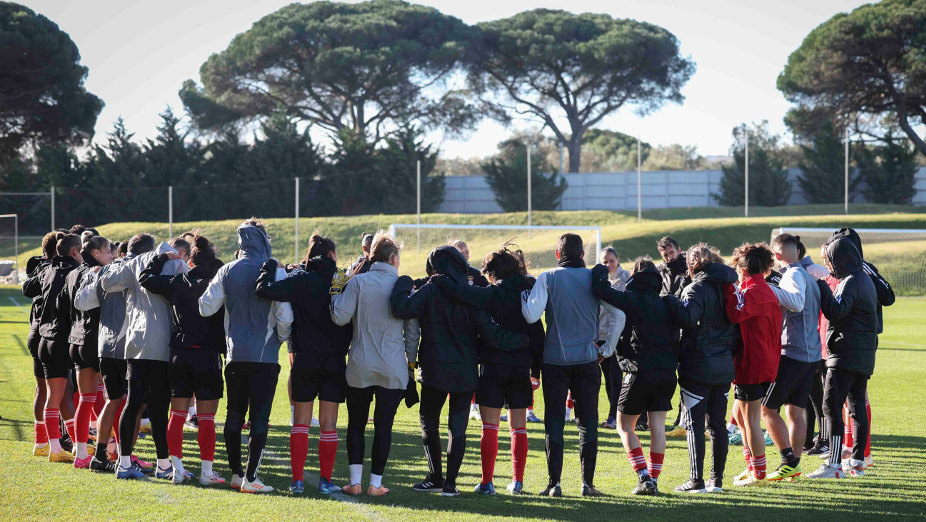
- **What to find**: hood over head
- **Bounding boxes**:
[627,265,663,293]
[824,235,862,279]
[830,228,863,258]
[237,224,271,260]
[698,262,737,285]
[427,245,468,283]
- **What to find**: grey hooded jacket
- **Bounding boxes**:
[75,258,128,359]
[771,262,822,363]
[100,243,188,362]
[199,224,292,364]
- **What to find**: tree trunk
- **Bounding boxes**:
[567,136,582,172]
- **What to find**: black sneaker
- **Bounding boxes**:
[674,479,706,493]
[90,456,116,473]
[635,421,649,431]
[581,484,603,497]
[412,476,444,492]
[60,434,73,453]
[632,474,657,495]
[441,480,460,497]
[184,415,199,431]
[539,483,562,497]
[806,443,829,456]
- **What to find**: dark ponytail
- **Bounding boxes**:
[190,235,222,275]
[304,234,336,264]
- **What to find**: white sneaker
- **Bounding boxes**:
[469,404,480,421]
[241,476,274,494]
[565,409,572,422]
[806,463,845,479]
[200,471,227,486]
[864,455,874,469]
[310,417,320,427]
[172,467,189,484]
[843,458,866,477]
[230,473,244,490]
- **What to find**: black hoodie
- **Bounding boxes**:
[667,262,738,385]
[592,264,680,373]
[22,255,80,341]
[57,253,102,346]
[829,228,895,333]
[817,235,879,376]
[658,252,691,299]
[390,246,528,393]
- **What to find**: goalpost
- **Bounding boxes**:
[0,214,19,284]
[389,224,601,277]
[772,227,926,296]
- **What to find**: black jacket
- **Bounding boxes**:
[829,228,895,333]
[667,262,738,385]
[817,235,879,376]
[467,265,490,288]
[23,255,80,341]
[255,256,351,356]
[390,246,528,393]
[24,256,51,341]
[658,253,691,299]
[592,264,679,373]
[58,254,102,346]
[432,272,545,377]
[139,254,226,353]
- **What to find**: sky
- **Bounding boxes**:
[23,0,872,160]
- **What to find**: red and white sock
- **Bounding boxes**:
[510,427,528,483]
[197,413,216,462]
[480,423,499,485]
[35,420,48,445]
[865,398,872,459]
[76,393,96,444]
[743,445,753,470]
[167,409,187,459]
[752,454,767,480]
[44,408,62,452]
[627,446,648,475]
[290,424,309,481]
[566,392,575,410]
[319,430,338,481]
[648,451,664,480]
[843,404,854,451]
[64,417,77,444]
[93,383,105,418]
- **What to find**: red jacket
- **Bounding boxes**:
[724,273,782,385]
[816,275,839,359]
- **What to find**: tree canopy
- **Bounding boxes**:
[470,9,694,172]
[778,0,926,156]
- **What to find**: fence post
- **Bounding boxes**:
[844,127,849,215]
[13,214,18,284]
[294,177,300,262]
[744,127,750,218]
[50,186,54,231]
[527,143,532,227]
[416,161,421,252]
[637,137,642,222]
[168,186,173,238]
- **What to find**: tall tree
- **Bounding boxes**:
[0,2,103,166]
[482,135,567,212]
[470,9,694,172]
[714,122,791,207]
[796,119,855,203]
[142,107,202,187]
[180,0,476,146]
[778,0,926,157]
[855,132,918,204]
[581,129,651,172]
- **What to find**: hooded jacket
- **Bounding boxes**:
[199,224,293,364]
[57,254,102,346]
[658,253,692,299]
[667,262,738,385]
[75,259,128,359]
[390,246,529,393]
[598,264,631,339]
[139,254,226,353]
[817,235,879,376]
[592,264,679,373]
[770,262,822,364]
[829,228,895,333]
[100,242,189,361]
[23,255,81,341]
[23,257,51,347]
[254,255,351,356]
[725,273,783,385]
[431,271,546,375]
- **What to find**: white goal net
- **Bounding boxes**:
[389,224,602,278]
[0,214,19,284]
[772,227,926,296]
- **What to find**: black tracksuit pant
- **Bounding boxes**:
[679,378,730,485]
[419,385,472,484]
[804,360,826,450]
[542,361,600,487]
[346,385,404,476]
[223,361,280,481]
[600,353,621,420]
[120,359,170,459]
[823,366,869,464]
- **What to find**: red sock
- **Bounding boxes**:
[752,455,767,480]
[76,393,96,444]
[197,413,216,461]
[627,446,647,473]
[472,393,477,405]
[843,405,854,450]
[167,409,187,458]
[319,430,338,481]
[64,417,76,444]
[566,392,574,410]
[93,383,105,418]
[648,451,665,479]
[729,415,738,427]
[35,420,48,444]
[510,428,528,483]
[743,445,753,470]
[290,424,309,481]
[72,391,79,411]
[865,399,872,458]
[113,396,126,445]
[480,423,499,485]
[44,409,61,440]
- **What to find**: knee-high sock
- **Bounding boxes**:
[628,446,647,473]
[319,430,338,481]
[843,404,854,452]
[290,424,309,481]
[35,420,48,444]
[197,413,216,462]
[93,383,105,418]
[649,452,665,479]
[64,417,76,444]
[44,409,61,440]
[167,409,187,458]
[510,428,528,483]
[864,399,872,458]
[76,393,96,444]
[743,445,753,470]
[480,423,499,485]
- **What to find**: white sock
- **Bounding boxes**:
[49,438,62,453]
[170,455,185,473]
[349,464,363,485]
[471,403,478,411]
[76,442,88,459]
[157,458,170,470]
[188,403,197,417]
[201,459,213,476]
[120,455,132,469]
[727,423,737,433]
[35,442,48,448]
[370,473,383,488]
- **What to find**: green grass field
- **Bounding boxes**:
[1,287,925,520]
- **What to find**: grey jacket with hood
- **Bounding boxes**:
[75,258,128,359]
[100,242,188,362]
[199,224,293,364]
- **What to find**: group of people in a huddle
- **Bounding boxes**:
[22,218,891,498]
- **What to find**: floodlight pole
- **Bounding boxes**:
[637,136,642,222]
[416,160,421,252]
[295,177,300,262]
[844,126,849,215]
[527,143,532,227]
[168,185,173,238]
[50,186,55,231]
[744,127,749,218]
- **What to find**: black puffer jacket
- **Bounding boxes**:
[817,235,879,376]
[592,264,679,373]
[667,262,738,385]
[658,253,691,299]
[829,228,895,333]
[22,255,80,341]
[432,272,545,376]
[139,254,226,353]
[58,254,102,346]
[255,256,351,356]
[390,246,528,393]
